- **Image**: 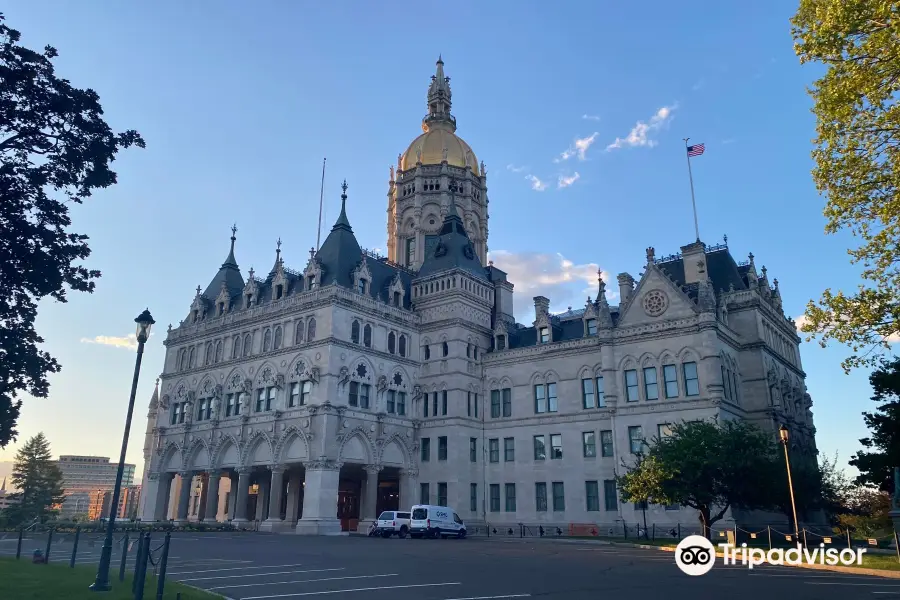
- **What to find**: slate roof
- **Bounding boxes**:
[202,235,245,300]
[417,196,489,281]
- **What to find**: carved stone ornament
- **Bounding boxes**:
[376,375,388,392]
[242,378,253,393]
[310,366,320,384]
[392,372,403,387]
[275,374,285,389]
[176,384,187,399]
[463,244,474,260]
[642,289,669,317]
[434,241,447,257]
[202,379,214,395]
[160,394,171,409]
[186,390,196,403]
[306,459,342,471]
[229,373,243,391]
[212,384,223,399]
[338,366,350,386]
[413,385,422,398]
[260,366,274,384]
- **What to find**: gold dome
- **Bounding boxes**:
[401,127,479,175]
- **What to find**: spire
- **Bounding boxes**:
[148,377,160,411]
[425,55,455,132]
[1,477,6,492]
[332,180,352,232]
[202,225,245,298]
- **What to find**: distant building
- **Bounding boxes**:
[56,456,135,519]
[0,477,20,513]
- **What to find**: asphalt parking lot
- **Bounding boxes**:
[3,531,900,599]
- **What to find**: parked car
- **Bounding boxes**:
[409,504,467,539]
[375,510,411,538]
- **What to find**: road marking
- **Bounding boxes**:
[180,568,345,582]
[806,582,900,587]
[242,582,461,599]
[439,596,532,600]
[208,573,397,590]
[167,563,306,575]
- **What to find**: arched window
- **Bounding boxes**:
[351,320,360,344]
[399,335,407,357]
[263,329,272,352]
[232,336,240,359]
[215,340,223,363]
[442,341,449,357]
[273,326,282,350]
[307,318,317,341]
[474,346,478,359]
[188,347,195,368]
[466,344,471,358]
[295,321,304,345]
[363,324,372,348]
[243,333,252,357]
[205,343,213,366]
[424,345,431,360]
[388,332,396,354]
[179,349,187,371]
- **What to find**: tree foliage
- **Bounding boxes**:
[849,357,900,491]
[0,13,144,446]
[3,432,64,524]
[791,1,900,372]
[616,420,778,538]
[837,486,892,537]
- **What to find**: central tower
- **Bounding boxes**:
[387,57,489,269]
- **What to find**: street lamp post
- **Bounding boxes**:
[779,424,801,545]
[90,309,154,592]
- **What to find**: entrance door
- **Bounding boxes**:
[377,481,400,515]
[337,479,360,532]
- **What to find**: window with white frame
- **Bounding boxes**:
[582,432,596,457]
[663,364,679,398]
[624,369,639,402]
[628,426,644,454]
[643,367,659,400]
[683,362,700,396]
[533,435,546,460]
[600,430,613,457]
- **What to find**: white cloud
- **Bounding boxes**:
[606,104,677,151]
[506,164,527,173]
[722,138,736,145]
[558,172,580,189]
[80,333,139,350]
[555,132,600,162]
[487,250,615,322]
[525,174,548,191]
[582,114,600,121]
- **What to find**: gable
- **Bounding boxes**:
[616,266,698,327]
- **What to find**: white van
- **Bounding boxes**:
[409,504,467,539]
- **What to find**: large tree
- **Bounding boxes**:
[849,357,900,491]
[616,420,778,538]
[3,432,64,524]
[791,2,900,372]
[0,14,144,446]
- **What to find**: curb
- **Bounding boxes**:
[549,538,900,579]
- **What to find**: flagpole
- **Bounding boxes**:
[316,157,326,251]
[683,138,700,242]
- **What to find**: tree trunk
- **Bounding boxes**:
[699,507,711,539]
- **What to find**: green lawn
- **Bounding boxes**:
[0,557,222,599]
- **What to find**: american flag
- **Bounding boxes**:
[687,143,705,157]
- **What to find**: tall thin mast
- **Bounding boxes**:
[316,157,326,251]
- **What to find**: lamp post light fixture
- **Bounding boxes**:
[779,424,801,545]
[90,309,155,592]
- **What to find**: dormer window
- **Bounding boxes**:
[539,327,549,344]
[309,278,318,290]
[358,278,367,294]
[275,284,283,300]
[245,293,253,308]
[217,302,225,316]
[586,319,597,336]
[192,309,199,323]
[497,335,507,351]
[393,291,401,306]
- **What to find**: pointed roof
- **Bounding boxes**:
[1,477,6,493]
[202,225,245,299]
[315,180,362,288]
[149,377,159,407]
[417,194,488,280]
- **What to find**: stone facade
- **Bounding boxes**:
[139,59,815,534]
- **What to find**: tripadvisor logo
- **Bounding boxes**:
[674,534,867,575]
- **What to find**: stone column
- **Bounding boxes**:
[232,468,252,525]
[203,473,221,523]
[255,474,270,521]
[400,468,418,511]
[295,460,342,535]
[197,473,209,521]
[260,466,286,532]
[285,470,301,524]
[152,473,172,521]
[176,472,193,523]
[227,472,238,520]
[364,465,381,520]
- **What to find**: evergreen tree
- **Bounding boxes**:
[849,358,900,491]
[3,432,64,524]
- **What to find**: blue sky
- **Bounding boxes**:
[0,1,882,481]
